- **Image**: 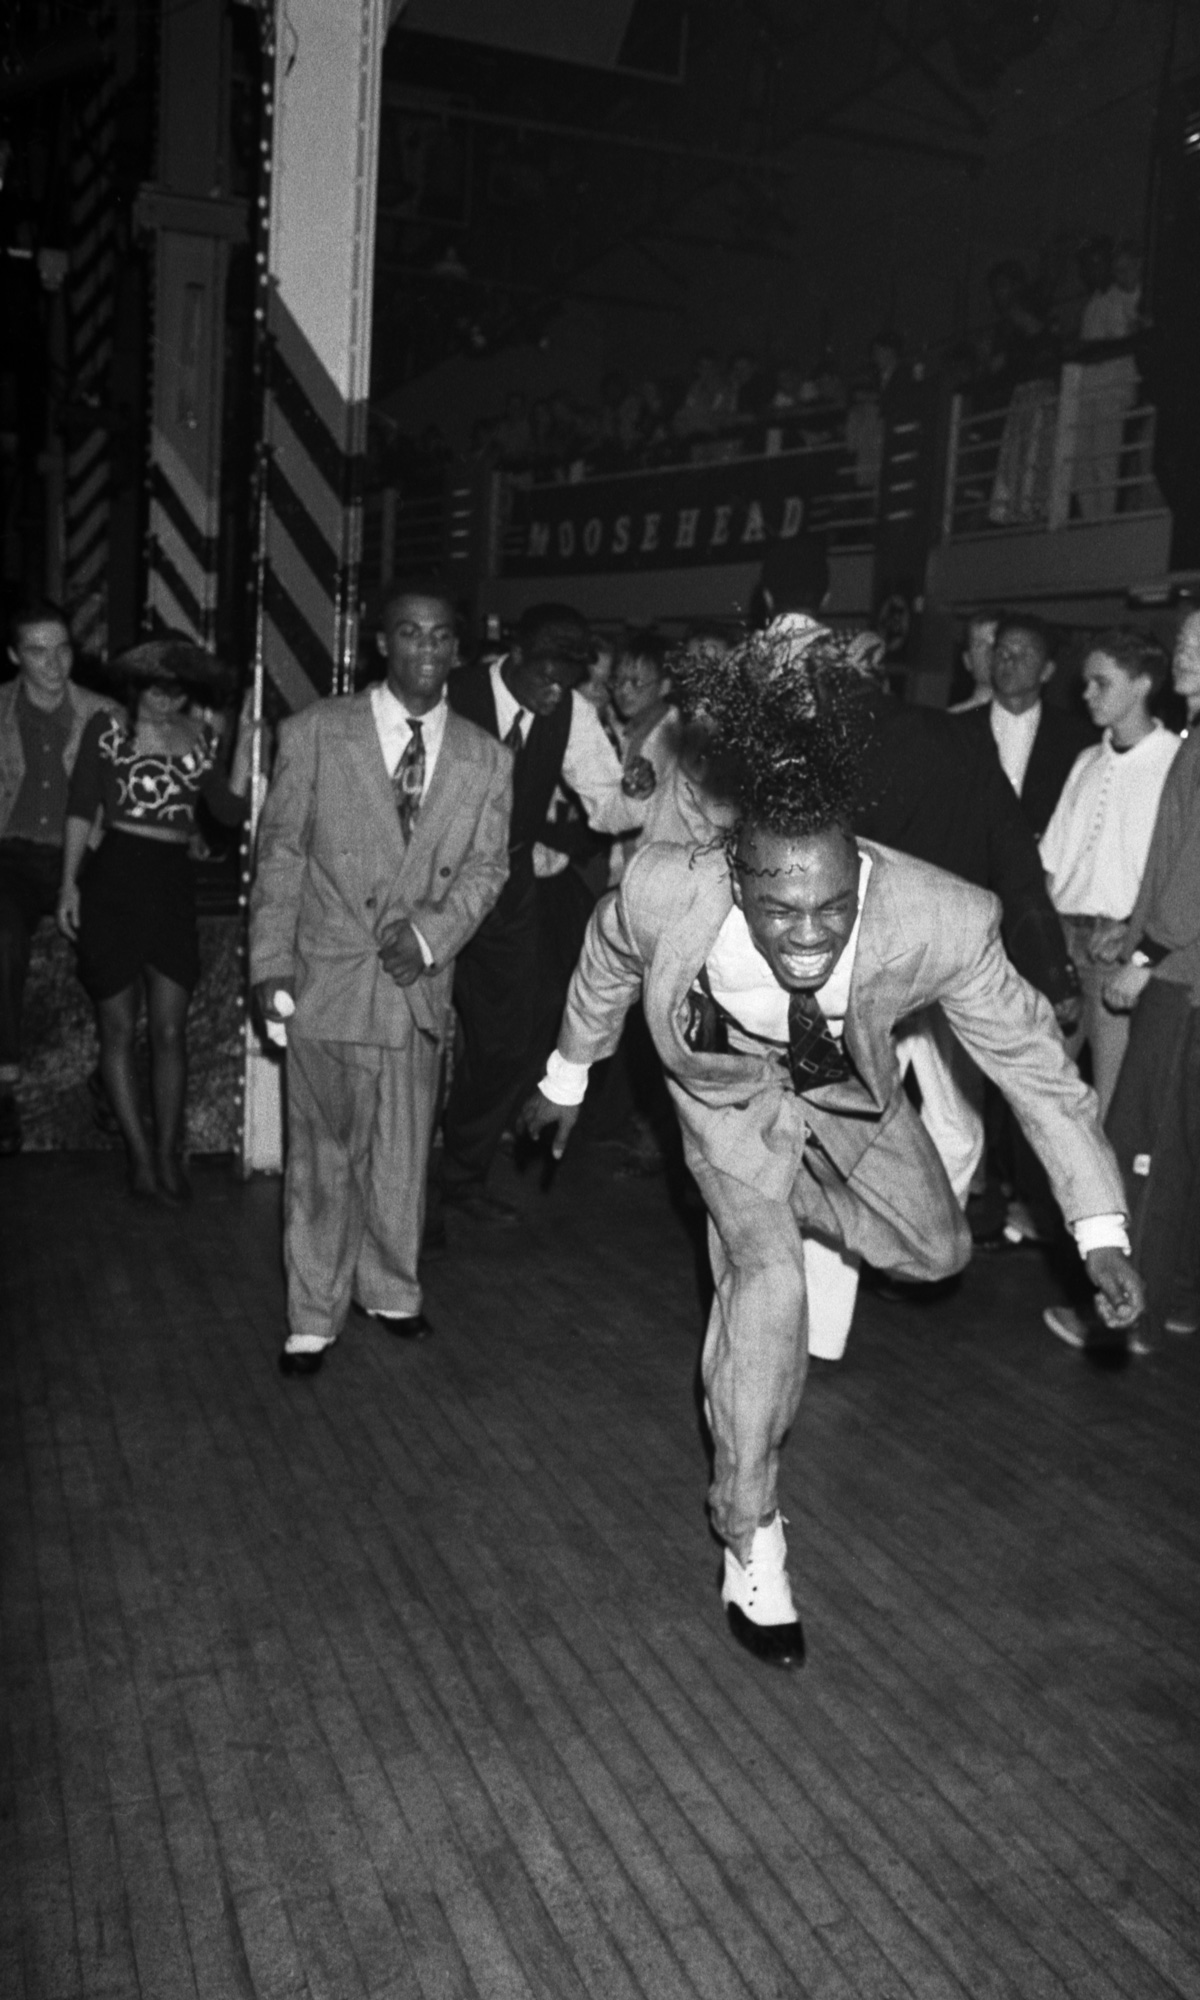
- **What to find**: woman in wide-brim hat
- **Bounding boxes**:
[56,633,254,1202]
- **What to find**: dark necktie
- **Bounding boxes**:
[787,989,852,1093]
[392,717,425,841]
[504,709,526,752]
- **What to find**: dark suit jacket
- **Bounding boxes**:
[250,692,511,1048]
[957,700,1096,841]
[0,678,117,841]
[857,692,1074,1004]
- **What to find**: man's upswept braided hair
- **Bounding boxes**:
[669,621,880,841]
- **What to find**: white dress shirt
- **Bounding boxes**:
[489,658,643,837]
[370,680,448,791]
[704,853,872,1046]
[370,681,448,964]
[543,856,872,1103]
[1039,723,1180,919]
[990,699,1042,797]
[1080,285,1139,344]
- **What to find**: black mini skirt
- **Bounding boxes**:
[77,829,200,999]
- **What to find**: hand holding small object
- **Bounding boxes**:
[379,919,425,987]
[1085,1245,1146,1329]
[1102,962,1152,1014]
[254,978,295,1045]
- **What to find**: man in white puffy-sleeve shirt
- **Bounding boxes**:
[440,602,652,1226]
[520,631,1143,1670]
[1039,629,1179,1116]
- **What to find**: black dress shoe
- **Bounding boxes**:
[279,1347,327,1377]
[442,1187,519,1227]
[376,1311,434,1341]
[726,1603,806,1669]
[86,1068,121,1138]
[155,1163,193,1206]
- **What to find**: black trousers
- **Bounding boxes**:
[1105,977,1200,1330]
[0,839,62,1071]
[441,877,540,1195]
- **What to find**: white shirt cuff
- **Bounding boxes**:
[1071,1214,1131,1257]
[541,1049,589,1107]
[410,923,434,968]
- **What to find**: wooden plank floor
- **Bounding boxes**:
[3,1144,1199,2000]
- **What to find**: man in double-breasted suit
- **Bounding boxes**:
[524,672,1142,1668]
[250,583,511,1375]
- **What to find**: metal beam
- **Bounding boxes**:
[875,14,989,136]
[373,260,681,312]
[818,122,982,167]
[380,87,799,177]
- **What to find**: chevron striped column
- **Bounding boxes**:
[63,3,117,660]
[258,310,361,709]
[254,0,392,715]
[146,430,221,639]
[242,0,394,1175]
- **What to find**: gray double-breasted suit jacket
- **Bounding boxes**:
[559,838,1126,1277]
[249,690,512,1046]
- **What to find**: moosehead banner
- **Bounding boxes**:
[501,445,861,577]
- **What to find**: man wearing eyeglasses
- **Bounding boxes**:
[250,579,512,1376]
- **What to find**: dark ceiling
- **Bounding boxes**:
[371,0,1058,391]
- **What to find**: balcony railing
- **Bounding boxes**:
[942,361,1162,539]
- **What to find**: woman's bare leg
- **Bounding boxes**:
[147,969,191,1198]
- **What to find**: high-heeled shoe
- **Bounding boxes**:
[155,1157,193,1205]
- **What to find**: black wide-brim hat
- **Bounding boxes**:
[107,636,238,696]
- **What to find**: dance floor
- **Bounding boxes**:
[3,1146,1199,2000]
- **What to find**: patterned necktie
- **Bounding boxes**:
[392,717,425,841]
[786,989,852,1092]
[504,709,526,752]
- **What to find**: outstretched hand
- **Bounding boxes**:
[517,1090,580,1160]
[1085,1246,1146,1329]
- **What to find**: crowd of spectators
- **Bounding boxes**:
[953,234,1154,527]
[463,340,902,489]
[375,230,1155,542]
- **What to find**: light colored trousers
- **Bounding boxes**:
[284,1032,440,1345]
[1061,918,1129,1119]
[688,1087,969,1554]
[804,1006,983,1364]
